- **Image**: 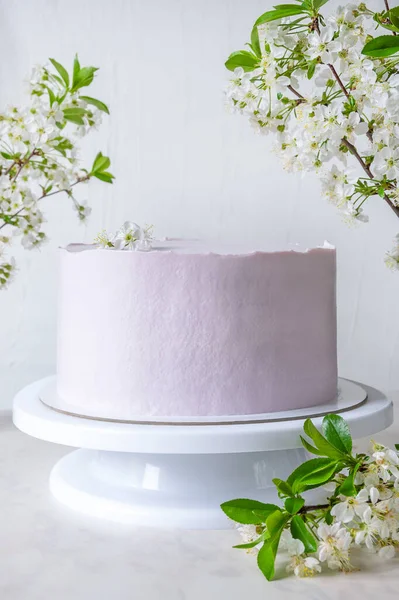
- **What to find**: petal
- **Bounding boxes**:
[379,545,395,559]
[369,487,380,504]
[317,524,329,540]
[355,530,365,545]
[305,557,320,568]
[319,546,328,562]
[355,122,368,136]
[354,503,369,519]
[357,488,369,502]
[331,503,347,520]
[365,535,376,551]
[387,449,399,465]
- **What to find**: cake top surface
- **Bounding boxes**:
[63,239,335,257]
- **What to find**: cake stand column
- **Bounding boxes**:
[49,448,311,529]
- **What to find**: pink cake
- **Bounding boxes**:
[51,240,337,420]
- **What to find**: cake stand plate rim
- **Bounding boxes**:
[12,377,393,454]
[38,376,366,425]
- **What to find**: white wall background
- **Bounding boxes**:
[1,0,399,409]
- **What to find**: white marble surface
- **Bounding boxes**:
[2,411,399,600]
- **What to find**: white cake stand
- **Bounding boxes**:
[13,377,393,529]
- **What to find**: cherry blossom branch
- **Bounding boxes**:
[0,178,88,232]
[327,63,350,99]
[300,504,329,512]
[341,138,399,218]
[285,80,399,218]
[4,161,17,177]
[287,84,305,100]
[11,150,37,183]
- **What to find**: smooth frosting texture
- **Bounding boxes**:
[54,242,338,418]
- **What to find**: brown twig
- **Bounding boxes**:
[300,504,329,513]
[288,84,305,101]
[341,138,399,219]
[327,63,350,99]
[4,161,17,177]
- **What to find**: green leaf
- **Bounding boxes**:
[220,499,280,524]
[266,509,285,535]
[233,529,269,549]
[225,50,259,72]
[80,96,110,114]
[254,6,306,27]
[303,418,346,459]
[63,108,86,118]
[290,515,318,552]
[92,152,111,173]
[49,58,70,88]
[250,24,261,57]
[0,152,13,159]
[325,509,333,525]
[257,511,289,581]
[93,171,114,183]
[307,59,317,79]
[72,54,81,89]
[322,414,352,453]
[287,457,341,494]
[64,114,85,125]
[284,497,305,514]
[300,435,326,457]
[339,462,361,497]
[395,443,399,451]
[362,35,399,58]
[389,7,399,29]
[273,3,304,9]
[272,478,294,497]
[312,0,330,10]
[71,66,99,92]
[339,471,356,497]
[257,537,279,581]
[45,85,56,107]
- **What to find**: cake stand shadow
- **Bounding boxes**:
[13,377,393,529]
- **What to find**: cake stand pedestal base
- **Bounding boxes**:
[50,447,314,529]
[13,377,393,529]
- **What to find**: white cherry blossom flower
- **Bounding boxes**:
[373,147,399,180]
[372,447,399,480]
[317,522,353,571]
[339,112,369,143]
[308,27,335,63]
[331,488,369,523]
[113,221,142,250]
[287,555,322,578]
[94,230,113,249]
[378,545,396,559]
[342,201,369,224]
[355,510,381,550]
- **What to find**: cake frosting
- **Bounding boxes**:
[52,240,338,419]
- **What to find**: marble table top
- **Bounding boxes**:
[2,404,399,600]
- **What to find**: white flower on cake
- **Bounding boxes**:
[113,222,142,250]
[94,222,154,251]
